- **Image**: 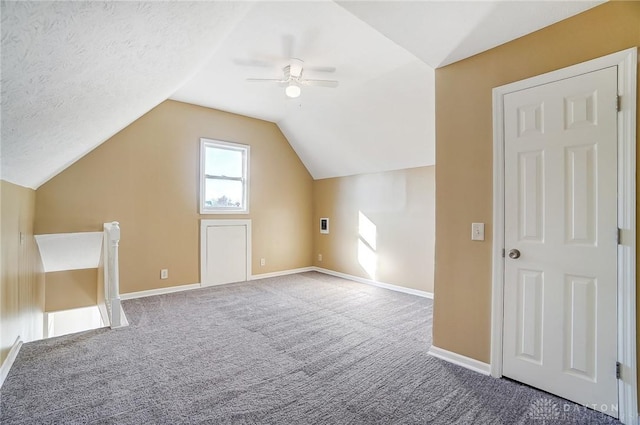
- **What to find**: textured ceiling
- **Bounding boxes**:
[1,1,604,188]
[1,1,253,189]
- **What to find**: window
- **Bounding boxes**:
[200,138,249,214]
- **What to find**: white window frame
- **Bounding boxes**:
[199,138,250,214]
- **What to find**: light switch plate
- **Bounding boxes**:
[471,223,485,241]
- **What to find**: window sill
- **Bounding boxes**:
[199,209,250,215]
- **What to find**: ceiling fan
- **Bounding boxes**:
[246,58,339,98]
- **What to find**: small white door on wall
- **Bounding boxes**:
[201,220,251,287]
[502,66,618,414]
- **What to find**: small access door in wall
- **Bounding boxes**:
[200,220,251,287]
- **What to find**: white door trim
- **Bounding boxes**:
[200,219,252,287]
[491,48,637,424]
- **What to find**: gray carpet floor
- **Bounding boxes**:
[0,272,621,424]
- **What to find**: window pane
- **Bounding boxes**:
[204,178,243,209]
[205,146,242,177]
[200,139,249,214]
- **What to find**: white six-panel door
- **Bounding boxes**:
[502,66,618,415]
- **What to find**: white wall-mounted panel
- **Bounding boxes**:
[206,226,247,286]
[200,219,251,287]
[34,232,103,272]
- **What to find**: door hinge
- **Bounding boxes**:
[502,249,505,258]
[617,227,622,244]
[616,362,622,379]
[616,95,622,112]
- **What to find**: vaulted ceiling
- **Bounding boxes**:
[1,1,603,189]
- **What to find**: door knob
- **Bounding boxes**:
[508,249,521,259]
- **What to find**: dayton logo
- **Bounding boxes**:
[527,397,560,424]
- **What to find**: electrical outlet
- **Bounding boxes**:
[160,269,169,279]
[260,258,266,266]
[318,254,323,262]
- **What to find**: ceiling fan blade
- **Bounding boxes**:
[300,79,339,88]
[246,78,289,88]
[233,58,273,68]
[306,66,336,73]
[246,78,287,83]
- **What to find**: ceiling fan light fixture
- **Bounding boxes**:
[285,83,301,98]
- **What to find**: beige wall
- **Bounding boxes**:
[35,100,313,299]
[0,180,45,366]
[313,166,435,293]
[45,269,97,312]
[433,1,640,363]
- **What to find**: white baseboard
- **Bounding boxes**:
[120,266,317,299]
[251,267,315,280]
[120,267,433,302]
[0,337,23,389]
[121,283,201,300]
[312,267,434,299]
[428,345,491,376]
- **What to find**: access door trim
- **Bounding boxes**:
[490,48,637,424]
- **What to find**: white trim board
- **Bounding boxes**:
[428,345,491,376]
[491,47,637,424]
[121,267,315,300]
[121,267,433,301]
[121,283,201,300]
[251,267,315,280]
[0,337,22,389]
[313,267,433,299]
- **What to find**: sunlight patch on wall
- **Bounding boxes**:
[358,211,377,279]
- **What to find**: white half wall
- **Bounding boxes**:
[35,232,103,272]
